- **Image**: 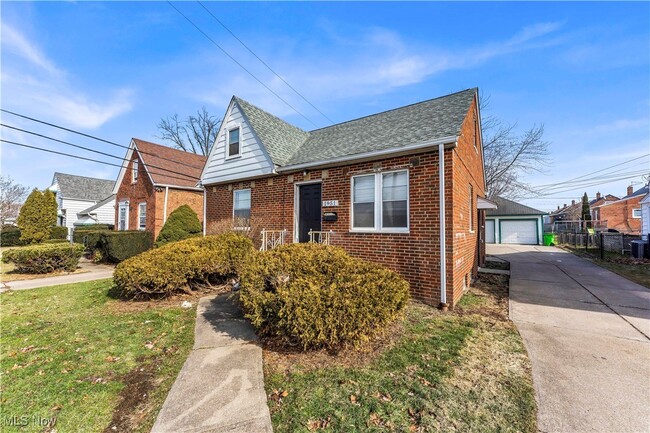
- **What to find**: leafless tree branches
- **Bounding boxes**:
[481,96,551,199]
[0,175,29,225]
[157,107,220,155]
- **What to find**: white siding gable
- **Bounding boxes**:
[77,199,116,226]
[201,101,275,185]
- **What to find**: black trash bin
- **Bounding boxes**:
[631,240,648,259]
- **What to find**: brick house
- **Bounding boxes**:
[113,139,206,238]
[593,185,648,234]
[200,88,490,307]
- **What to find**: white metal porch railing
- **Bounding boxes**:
[308,230,333,245]
[260,229,287,251]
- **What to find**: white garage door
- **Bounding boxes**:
[500,220,537,245]
[485,220,495,243]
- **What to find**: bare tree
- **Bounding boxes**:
[0,175,29,225]
[481,96,550,199]
[157,107,221,155]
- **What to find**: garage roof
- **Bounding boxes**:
[487,196,545,216]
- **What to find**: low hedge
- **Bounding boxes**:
[0,226,26,247]
[114,232,254,298]
[2,243,84,274]
[49,226,69,240]
[238,243,410,350]
[74,224,114,231]
[101,231,153,263]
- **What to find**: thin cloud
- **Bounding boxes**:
[1,23,133,129]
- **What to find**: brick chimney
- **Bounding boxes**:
[596,192,601,200]
[563,203,567,208]
[557,205,560,210]
[571,199,575,206]
[627,185,634,196]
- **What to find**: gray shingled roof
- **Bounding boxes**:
[52,173,114,201]
[622,185,648,200]
[235,97,309,166]
[234,88,477,167]
[487,196,546,216]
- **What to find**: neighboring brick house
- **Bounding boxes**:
[594,185,648,234]
[201,88,490,307]
[113,139,206,238]
[549,192,619,224]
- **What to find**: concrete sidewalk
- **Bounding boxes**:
[152,294,272,433]
[489,244,650,433]
[2,262,114,291]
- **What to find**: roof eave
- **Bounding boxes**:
[276,136,458,173]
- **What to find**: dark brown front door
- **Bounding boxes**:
[298,183,322,242]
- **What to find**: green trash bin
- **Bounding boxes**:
[543,233,555,246]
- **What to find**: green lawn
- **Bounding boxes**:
[0,279,195,432]
[264,276,537,433]
[565,247,650,289]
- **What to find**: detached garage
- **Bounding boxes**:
[486,197,545,245]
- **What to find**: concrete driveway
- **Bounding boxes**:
[488,244,650,433]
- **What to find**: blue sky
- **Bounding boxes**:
[1,1,648,211]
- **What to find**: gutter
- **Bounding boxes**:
[276,136,458,173]
[438,143,448,308]
[163,186,169,224]
[154,183,204,192]
[202,187,207,236]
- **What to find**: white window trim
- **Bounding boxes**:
[138,202,147,231]
[225,125,242,160]
[632,208,642,218]
[132,160,138,183]
[118,201,129,231]
[233,188,251,229]
[350,169,410,234]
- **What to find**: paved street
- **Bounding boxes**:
[489,244,650,433]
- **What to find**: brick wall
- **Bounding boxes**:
[114,153,157,233]
[153,188,204,238]
[598,196,643,234]
[205,97,484,307]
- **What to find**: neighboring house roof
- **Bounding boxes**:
[51,172,114,201]
[132,139,207,188]
[233,88,477,168]
[78,194,116,216]
[486,196,545,216]
[621,185,648,200]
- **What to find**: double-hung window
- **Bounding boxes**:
[632,208,642,218]
[118,202,129,231]
[138,202,147,231]
[352,170,408,232]
[233,189,251,228]
[227,127,241,158]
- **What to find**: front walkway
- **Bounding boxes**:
[152,294,272,433]
[489,244,650,433]
[2,262,114,291]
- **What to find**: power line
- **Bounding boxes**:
[537,166,648,193]
[197,1,335,125]
[0,108,205,170]
[1,124,199,181]
[0,139,201,184]
[524,171,648,199]
[167,1,319,128]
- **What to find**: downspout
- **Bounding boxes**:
[439,143,447,308]
[202,187,207,236]
[163,186,169,224]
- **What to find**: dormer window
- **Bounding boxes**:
[132,160,138,183]
[227,127,240,158]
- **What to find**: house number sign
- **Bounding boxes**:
[322,200,339,207]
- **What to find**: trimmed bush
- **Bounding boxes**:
[74,224,114,231]
[100,231,153,263]
[114,232,254,298]
[49,226,68,240]
[155,205,202,248]
[2,243,84,274]
[72,229,107,250]
[16,189,57,243]
[238,243,410,350]
[43,239,69,244]
[0,226,26,247]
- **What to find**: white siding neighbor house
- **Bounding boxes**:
[640,192,650,240]
[48,173,116,237]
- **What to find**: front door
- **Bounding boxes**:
[298,183,322,242]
